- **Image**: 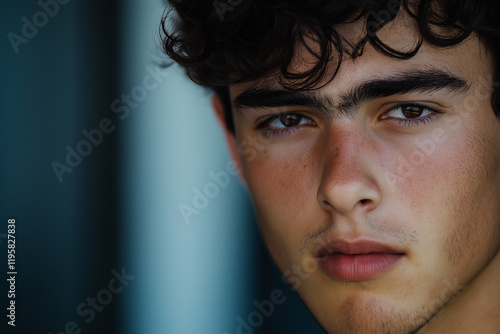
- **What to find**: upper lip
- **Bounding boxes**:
[316,239,404,258]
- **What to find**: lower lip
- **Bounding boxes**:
[318,253,404,282]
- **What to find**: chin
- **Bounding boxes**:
[309,292,429,334]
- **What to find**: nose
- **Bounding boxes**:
[316,123,382,216]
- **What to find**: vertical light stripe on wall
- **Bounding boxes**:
[119,1,257,333]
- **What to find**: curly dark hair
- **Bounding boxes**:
[160,0,500,132]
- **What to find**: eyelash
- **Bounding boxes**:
[257,103,442,138]
[381,103,441,127]
[257,112,316,138]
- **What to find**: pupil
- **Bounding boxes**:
[402,106,423,118]
[280,114,300,127]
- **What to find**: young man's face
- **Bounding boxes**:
[224,13,500,334]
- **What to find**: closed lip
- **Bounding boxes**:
[316,239,405,282]
[316,239,404,258]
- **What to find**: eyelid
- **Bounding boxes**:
[255,111,318,138]
[379,102,441,118]
[377,102,443,128]
[256,110,316,128]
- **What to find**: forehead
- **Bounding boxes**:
[229,13,493,98]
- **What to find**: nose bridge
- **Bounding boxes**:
[317,123,381,215]
[323,123,365,176]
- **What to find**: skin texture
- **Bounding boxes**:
[214,13,500,334]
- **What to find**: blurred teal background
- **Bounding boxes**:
[0,1,323,333]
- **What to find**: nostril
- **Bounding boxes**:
[359,199,370,205]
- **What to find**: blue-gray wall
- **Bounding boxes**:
[0,1,323,333]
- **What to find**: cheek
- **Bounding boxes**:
[388,113,500,281]
[240,141,320,268]
[440,119,500,267]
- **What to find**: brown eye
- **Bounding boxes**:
[279,114,301,127]
[382,103,439,126]
[402,105,424,118]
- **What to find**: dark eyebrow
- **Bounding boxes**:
[233,88,334,115]
[337,70,469,115]
[232,70,469,118]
